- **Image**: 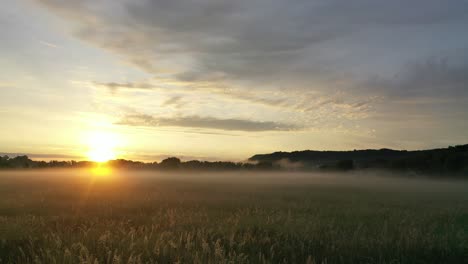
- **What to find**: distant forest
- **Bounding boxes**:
[250,144,468,176]
[0,156,274,171]
[1,145,467,176]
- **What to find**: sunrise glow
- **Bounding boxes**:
[85,131,119,162]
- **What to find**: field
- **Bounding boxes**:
[0,170,467,264]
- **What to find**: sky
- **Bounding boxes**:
[1,0,468,161]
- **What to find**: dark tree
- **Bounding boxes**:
[159,157,181,170]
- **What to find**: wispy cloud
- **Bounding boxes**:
[93,81,158,92]
[366,57,468,99]
[89,80,375,119]
[117,114,299,132]
[38,40,59,49]
[162,96,185,109]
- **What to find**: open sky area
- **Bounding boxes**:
[1,0,468,161]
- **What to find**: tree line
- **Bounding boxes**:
[249,144,468,176]
[1,144,467,176]
[0,155,275,171]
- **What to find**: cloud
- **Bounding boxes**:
[33,0,468,86]
[162,95,185,108]
[117,114,299,132]
[90,80,375,119]
[32,0,468,142]
[366,57,468,98]
[93,81,158,92]
[38,40,59,48]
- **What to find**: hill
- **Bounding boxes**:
[249,144,468,175]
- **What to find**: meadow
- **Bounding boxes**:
[0,170,467,264]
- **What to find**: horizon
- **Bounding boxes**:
[1,1,468,162]
[2,143,467,163]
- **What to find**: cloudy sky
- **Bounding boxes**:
[1,0,468,161]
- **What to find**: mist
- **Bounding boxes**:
[1,169,466,199]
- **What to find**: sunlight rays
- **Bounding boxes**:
[84,131,119,162]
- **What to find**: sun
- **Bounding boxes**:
[85,131,119,162]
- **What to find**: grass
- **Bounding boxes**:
[0,170,467,263]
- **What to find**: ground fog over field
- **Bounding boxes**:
[0,170,467,263]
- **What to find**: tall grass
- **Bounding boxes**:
[0,170,467,263]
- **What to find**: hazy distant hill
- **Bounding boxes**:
[249,145,468,175]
